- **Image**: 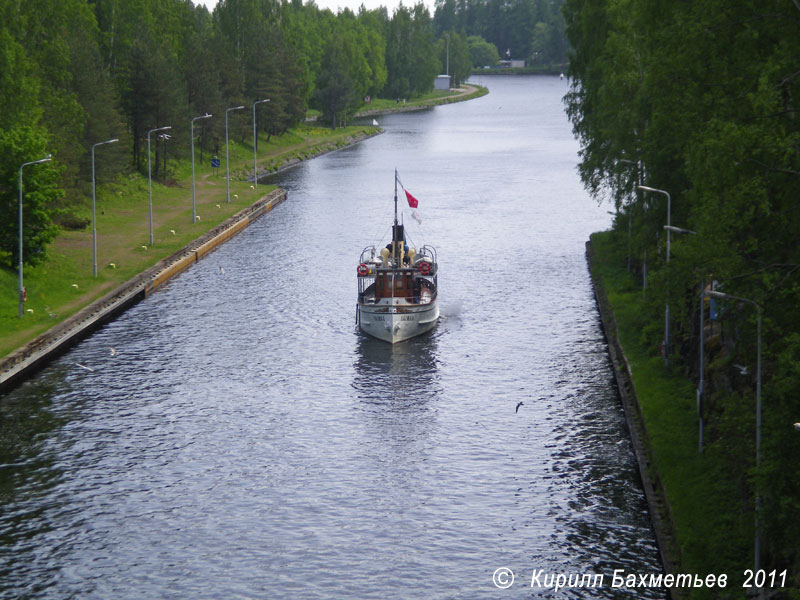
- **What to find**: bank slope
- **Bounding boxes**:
[587,230,753,599]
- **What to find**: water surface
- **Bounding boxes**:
[0,76,663,598]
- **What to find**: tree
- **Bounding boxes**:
[564,0,800,573]
[467,35,499,68]
[437,30,471,86]
[0,127,62,268]
[315,32,369,128]
[432,0,569,67]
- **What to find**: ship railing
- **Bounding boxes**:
[357,271,376,297]
[360,245,377,263]
[418,245,437,265]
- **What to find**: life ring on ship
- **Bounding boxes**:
[418,261,431,275]
[357,263,369,276]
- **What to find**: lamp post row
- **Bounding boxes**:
[632,178,763,582]
[18,103,268,317]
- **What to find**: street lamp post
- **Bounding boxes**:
[225,105,245,203]
[699,289,708,454]
[18,155,52,317]
[704,290,762,578]
[664,225,696,235]
[191,113,212,223]
[91,138,119,276]
[639,185,672,368]
[445,33,450,77]
[147,126,171,245]
[252,99,269,189]
[618,158,642,273]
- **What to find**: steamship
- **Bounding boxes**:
[355,173,439,343]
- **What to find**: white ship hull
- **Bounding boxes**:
[358,300,439,343]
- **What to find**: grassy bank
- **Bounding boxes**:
[0,124,379,359]
[354,84,488,117]
[589,230,752,597]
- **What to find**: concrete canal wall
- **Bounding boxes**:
[0,188,286,395]
[586,240,684,600]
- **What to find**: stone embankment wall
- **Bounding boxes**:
[0,189,286,395]
[586,240,685,600]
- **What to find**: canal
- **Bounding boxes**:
[0,75,663,598]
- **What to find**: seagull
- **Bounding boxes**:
[219,266,225,275]
[76,363,95,372]
[733,364,749,375]
[515,401,524,413]
[110,347,117,356]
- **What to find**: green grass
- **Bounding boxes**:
[355,84,488,114]
[0,124,379,358]
[360,89,456,111]
[590,230,751,597]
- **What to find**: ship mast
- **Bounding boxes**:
[393,169,400,264]
[394,168,398,229]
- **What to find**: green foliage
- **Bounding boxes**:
[0,28,41,131]
[567,0,800,578]
[467,35,499,68]
[0,0,496,274]
[316,32,370,128]
[437,30,471,86]
[591,232,752,593]
[0,127,62,268]
[434,0,568,66]
[384,3,439,98]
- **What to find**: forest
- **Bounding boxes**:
[0,0,567,269]
[565,0,800,576]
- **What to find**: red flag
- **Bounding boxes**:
[404,190,419,208]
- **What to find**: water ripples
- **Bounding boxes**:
[0,76,663,599]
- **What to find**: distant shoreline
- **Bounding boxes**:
[353,84,488,118]
[471,67,567,76]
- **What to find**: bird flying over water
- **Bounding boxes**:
[515,401,524,413]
